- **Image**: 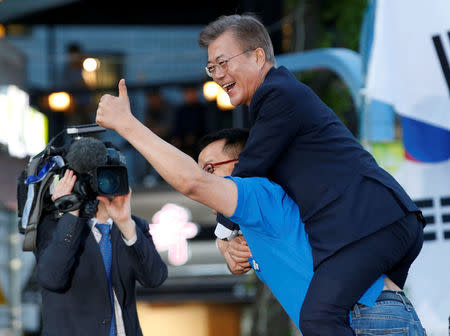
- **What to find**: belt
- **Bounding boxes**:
[376,290,413,306]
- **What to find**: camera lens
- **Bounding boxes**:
[97,169,120,194]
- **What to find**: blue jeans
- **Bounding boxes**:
[350,290,426,336]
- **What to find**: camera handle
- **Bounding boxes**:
[54,194,83,212]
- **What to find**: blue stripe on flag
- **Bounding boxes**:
[402,116,450,162]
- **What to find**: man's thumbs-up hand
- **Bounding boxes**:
[96,79,134,133]
[118,78,128,99]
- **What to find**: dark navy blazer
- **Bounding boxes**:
[219,66,421,268]
[35,213,167,336]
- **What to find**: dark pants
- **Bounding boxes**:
[299,212,424,336]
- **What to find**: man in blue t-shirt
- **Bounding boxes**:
[218,175,385,328]
[196,129,399,330]
[95,81,425,334]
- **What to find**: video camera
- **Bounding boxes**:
[17,124,129,251]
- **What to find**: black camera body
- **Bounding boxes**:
[69,146,129,201]
[93,165,129,196]
[17,124,129,251]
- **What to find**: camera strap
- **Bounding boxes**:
[20,158,58,232]
[21,156,65,251]
[22,170,58,251]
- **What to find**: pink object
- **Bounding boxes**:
[149,203,198,266]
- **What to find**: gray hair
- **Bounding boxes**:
[198,14,275,64]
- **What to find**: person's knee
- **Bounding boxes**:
[387,218,425,288]
[299,315,324,336]
[300,302,352,336]
[299,314,353,336]
[299,318,321,336]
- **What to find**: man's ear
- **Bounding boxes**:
[255,48,266,68]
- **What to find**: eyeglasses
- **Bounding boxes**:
[202,159,238,174]
[205,50,252,78]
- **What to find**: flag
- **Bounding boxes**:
[366,0,450,163]
[366,1,450,334]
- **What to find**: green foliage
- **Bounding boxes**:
[318,0,368,50]
[284,0,367,135]
[284,0,368,51]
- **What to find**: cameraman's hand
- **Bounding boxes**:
[52,169,79,216]
[96,79,135,133]
[97,190,136,240]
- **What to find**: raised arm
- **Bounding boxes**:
[96,192,167,287]
[96,79,237,217]
[35,170,85,291]
[126,216,168,287]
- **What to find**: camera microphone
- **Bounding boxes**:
[65,136,129,196]
[65,137,107,174]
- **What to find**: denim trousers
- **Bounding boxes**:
[350,290,427,336]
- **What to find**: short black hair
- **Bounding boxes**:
[199,14,275,64]
[199,128,249,158]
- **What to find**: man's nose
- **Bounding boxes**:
[214,68,226,81]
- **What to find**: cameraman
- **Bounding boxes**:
[35,169,167,336]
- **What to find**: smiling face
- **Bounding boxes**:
[207,30,268,107]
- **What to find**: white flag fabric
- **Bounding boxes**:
[366,1,450,335]
[366,0,450,131]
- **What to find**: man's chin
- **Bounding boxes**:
[229,94,241,107]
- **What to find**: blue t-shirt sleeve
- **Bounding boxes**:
[225,176,266,231]
[224,176,289,233]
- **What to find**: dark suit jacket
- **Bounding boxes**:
[35,213,167,336]
[222,66,421,268]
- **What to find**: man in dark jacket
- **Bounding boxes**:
[35,169,167,336]
[197,14,425,335]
